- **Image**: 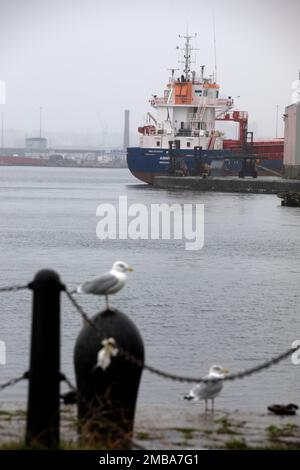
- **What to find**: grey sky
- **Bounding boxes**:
[0,0,299,144]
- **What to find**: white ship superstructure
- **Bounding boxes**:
[138,34,234,151]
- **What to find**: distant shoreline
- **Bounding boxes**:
[0,163,128,169]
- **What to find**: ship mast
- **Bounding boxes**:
[179,33,197,81]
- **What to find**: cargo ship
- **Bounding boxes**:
[0,155,48,166]
[127,34,284,184]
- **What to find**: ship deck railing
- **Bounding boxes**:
[152,97,233,108]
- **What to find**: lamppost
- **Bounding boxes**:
[234,96,241,139]
[39,106,43,140]
[0,79,6,149]
[275,104,279,139]
[1,112,4,148]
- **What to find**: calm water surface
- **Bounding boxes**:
[0,166,299,413]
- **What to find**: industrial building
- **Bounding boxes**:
[25,137,48,149]
[284,101,300,179]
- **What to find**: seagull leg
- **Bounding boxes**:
[205,400,208,413]
[211,398,215,413]
[105,295,109,310]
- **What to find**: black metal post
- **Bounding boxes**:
[26,270,64,448]
[168,140,175,175]
[74,309,144,449]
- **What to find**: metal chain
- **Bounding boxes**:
[0,283,296,383]
[60,372,78,405]
[64,289,101,336]
[223,347,296,382]
[0,284,28,293]
[120,347,299,383]
[148,347,297,383]
[0,371,28,391]
[64,290,299,384]
[60,372,77,392]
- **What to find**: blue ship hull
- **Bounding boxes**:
[127,147,283,184]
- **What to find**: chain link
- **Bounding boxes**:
[223,348,295,382]
[65,290,299,384]
[0,283,297,385]
[0,284,28,293]
[60,372,77,392]
[60,372,78,405]
[65,289,101,335]
[0,371,28,391]
[148,347,297,383]
[119,347,298,383]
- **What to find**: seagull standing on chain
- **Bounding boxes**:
[76,261,133,309]
[184,365,229,412]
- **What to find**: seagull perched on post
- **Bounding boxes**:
[76,261,133,309]
[184,365,229,412]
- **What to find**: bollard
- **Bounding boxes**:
[74,309,144,449]
[26,269,64,448]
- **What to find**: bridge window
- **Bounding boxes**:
[156,141,160,147]
[187,142,191,147]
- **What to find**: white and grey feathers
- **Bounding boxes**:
[184,365,229,411]
[75,261,133,308]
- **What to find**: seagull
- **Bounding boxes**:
[184,365,229,412]
[76,261,133,309]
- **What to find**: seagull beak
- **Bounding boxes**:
[127,267,134,272]
[223,368,229,374]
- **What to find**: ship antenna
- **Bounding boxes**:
[213,10,218,83]
[179,32,197,81]
[168,68,179,81]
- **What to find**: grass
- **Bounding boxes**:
[215,417,239,436]
[225,438,300,451]
[0,409,27,420]
[0,440,110,450]
[1,435,300,451]
[267,424,298,440]
[136,432,150,440]
[172,441,190,447]
[0,441,30,450]
[1,406,299,451]
[225,422,300,450]
[225,439,249,450]
[175,428,195,439]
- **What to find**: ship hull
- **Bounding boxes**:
[127,147,284,184]
[0,156,47,166]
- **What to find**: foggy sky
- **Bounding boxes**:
[0,0,300,146]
